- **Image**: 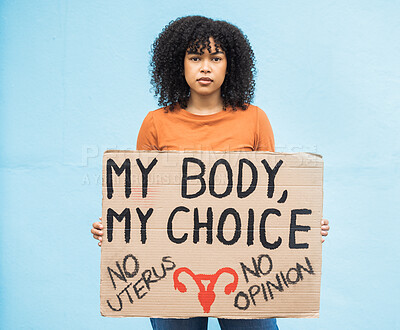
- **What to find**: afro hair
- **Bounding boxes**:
[150,16,256,111]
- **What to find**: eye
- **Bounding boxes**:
[212,57,222,62]
[190,57,200,62]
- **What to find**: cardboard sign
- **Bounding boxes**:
[100,150,323,318]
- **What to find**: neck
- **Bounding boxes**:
[185,92,224,115]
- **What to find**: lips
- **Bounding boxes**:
[197,77,213,82]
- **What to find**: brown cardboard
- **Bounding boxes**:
[101,150,323,318]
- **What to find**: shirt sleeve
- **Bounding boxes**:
[136,111,159,150]
[255,107,275,152]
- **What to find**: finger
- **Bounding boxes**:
[321,231,328,236]
[99,217,102,221]
[98,241,102,247]
[93,222,104,230]
[93,234,103,241]
[93,221,102,229]
[321,237,325,243]
[321,225,330,231]
[91,228,103,236]
[321,219,329,225]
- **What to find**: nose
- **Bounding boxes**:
[200,60,211,73]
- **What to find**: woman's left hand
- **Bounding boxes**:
[321,219,330,243]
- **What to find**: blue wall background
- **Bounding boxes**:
[1,1,399,329]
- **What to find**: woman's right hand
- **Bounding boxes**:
[91,217,103,247]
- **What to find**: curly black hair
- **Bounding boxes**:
[150,16,256,111]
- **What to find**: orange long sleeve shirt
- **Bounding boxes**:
[136,104,275,152]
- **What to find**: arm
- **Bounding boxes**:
[255,107,330,242]
[255,106,275,152]
[92,111,159,246]
[136,111,159,151]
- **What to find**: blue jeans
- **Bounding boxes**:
[150,317,278,330]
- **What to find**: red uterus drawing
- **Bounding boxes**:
[173,267,239,313]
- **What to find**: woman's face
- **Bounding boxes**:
[183,38,227,98]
